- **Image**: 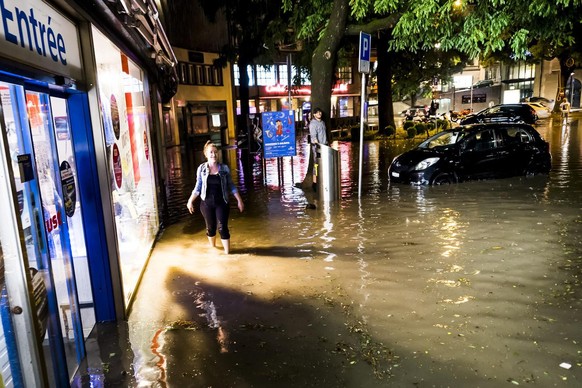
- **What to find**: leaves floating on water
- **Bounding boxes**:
[167,320,200,330]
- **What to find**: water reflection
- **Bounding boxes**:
[150,118,582,386]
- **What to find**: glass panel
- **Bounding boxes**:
[93,26,160,303]
[49,97,94,340]
[26,91,85,377]
[1,81,69,386]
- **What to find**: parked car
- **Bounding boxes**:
[527,96,555,110]
[401,105,428,119]
[472,79,494,88]
[524,102,551,119]
[388,123,551,185]
[459,104,537,125]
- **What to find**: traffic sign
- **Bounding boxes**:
[358,32,371,74]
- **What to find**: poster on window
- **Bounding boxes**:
[261,110,296,158]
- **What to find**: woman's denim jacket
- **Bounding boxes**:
[193,163,238,203]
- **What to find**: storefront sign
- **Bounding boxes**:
[261,110,296,158]
[45,212,62,233]
[263,84,349,95]
[0,0,83,81]
[60,161,76,217]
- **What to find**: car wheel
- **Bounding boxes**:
[431,173,457,185]
[525,161,551,176]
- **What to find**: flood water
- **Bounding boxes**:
[124,116,582,387]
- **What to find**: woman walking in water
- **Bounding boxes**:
[187,141,244,254]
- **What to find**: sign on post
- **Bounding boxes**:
[358,32,371,74]
[357,32,371,198]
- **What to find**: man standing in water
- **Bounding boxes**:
[560,97,571,122]
[309,107,328,192]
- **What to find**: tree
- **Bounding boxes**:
[285,0,582,131]
[197,0,291,139]
[286,0,350,135]
[391,0,582,110]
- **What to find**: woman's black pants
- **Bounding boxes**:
[200,195,230,239]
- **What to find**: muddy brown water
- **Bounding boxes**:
[89,117,582,387]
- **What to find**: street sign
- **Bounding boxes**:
[358,32,371,74]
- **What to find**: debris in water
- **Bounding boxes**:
[559,362,572,369]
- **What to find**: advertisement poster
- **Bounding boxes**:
[112,143,123,188]
[60,161,76,217]
[261,110,296,158]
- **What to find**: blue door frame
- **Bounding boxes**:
[1,71,118,385]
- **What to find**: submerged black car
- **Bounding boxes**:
[460,104,538,125]
[388,124,551,185]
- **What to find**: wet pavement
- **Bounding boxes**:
[74,114,582,387]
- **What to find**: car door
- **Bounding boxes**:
[498,125,537,174]
[457,128,506,179]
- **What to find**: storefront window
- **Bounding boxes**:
[92,27,159,303]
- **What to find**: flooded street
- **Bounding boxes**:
[127,116,582,387]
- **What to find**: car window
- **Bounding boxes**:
[502,127,533,144]
[502,105,520,113]
[419,131,466,149]
[465,129,497,151]
[486,106,501,114]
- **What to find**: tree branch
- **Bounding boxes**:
[345,14,402,36]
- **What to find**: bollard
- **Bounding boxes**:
[316,144,340,202]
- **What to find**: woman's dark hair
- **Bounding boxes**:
[313,107,323,115]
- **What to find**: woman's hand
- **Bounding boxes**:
[187,192,198,214]
[237,200,244,213]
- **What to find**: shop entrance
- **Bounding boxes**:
[0,81,95,385]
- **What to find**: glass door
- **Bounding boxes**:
[0,81,95,385]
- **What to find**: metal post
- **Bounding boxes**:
[287,54,292,111]
[358,72,366,198]
[569,72,575,104]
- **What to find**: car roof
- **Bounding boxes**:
[526,102,548,108]
[449,123,536,133]
[530,97,552,102]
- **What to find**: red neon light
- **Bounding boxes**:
[266,85,287,93]
[264,83,349,95]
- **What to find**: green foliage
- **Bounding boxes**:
[414,122,427,136]
[390,48,470,102]
[384,125,395,136]
[280,0,582,142]
[406,127,416,138]
[364,129,379,140]
[403,120,415,130]
[436,119,451,130]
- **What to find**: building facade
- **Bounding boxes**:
[434,58,577,114]
[0,0,176,385]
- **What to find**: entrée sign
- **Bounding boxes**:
[0,0,83,80]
